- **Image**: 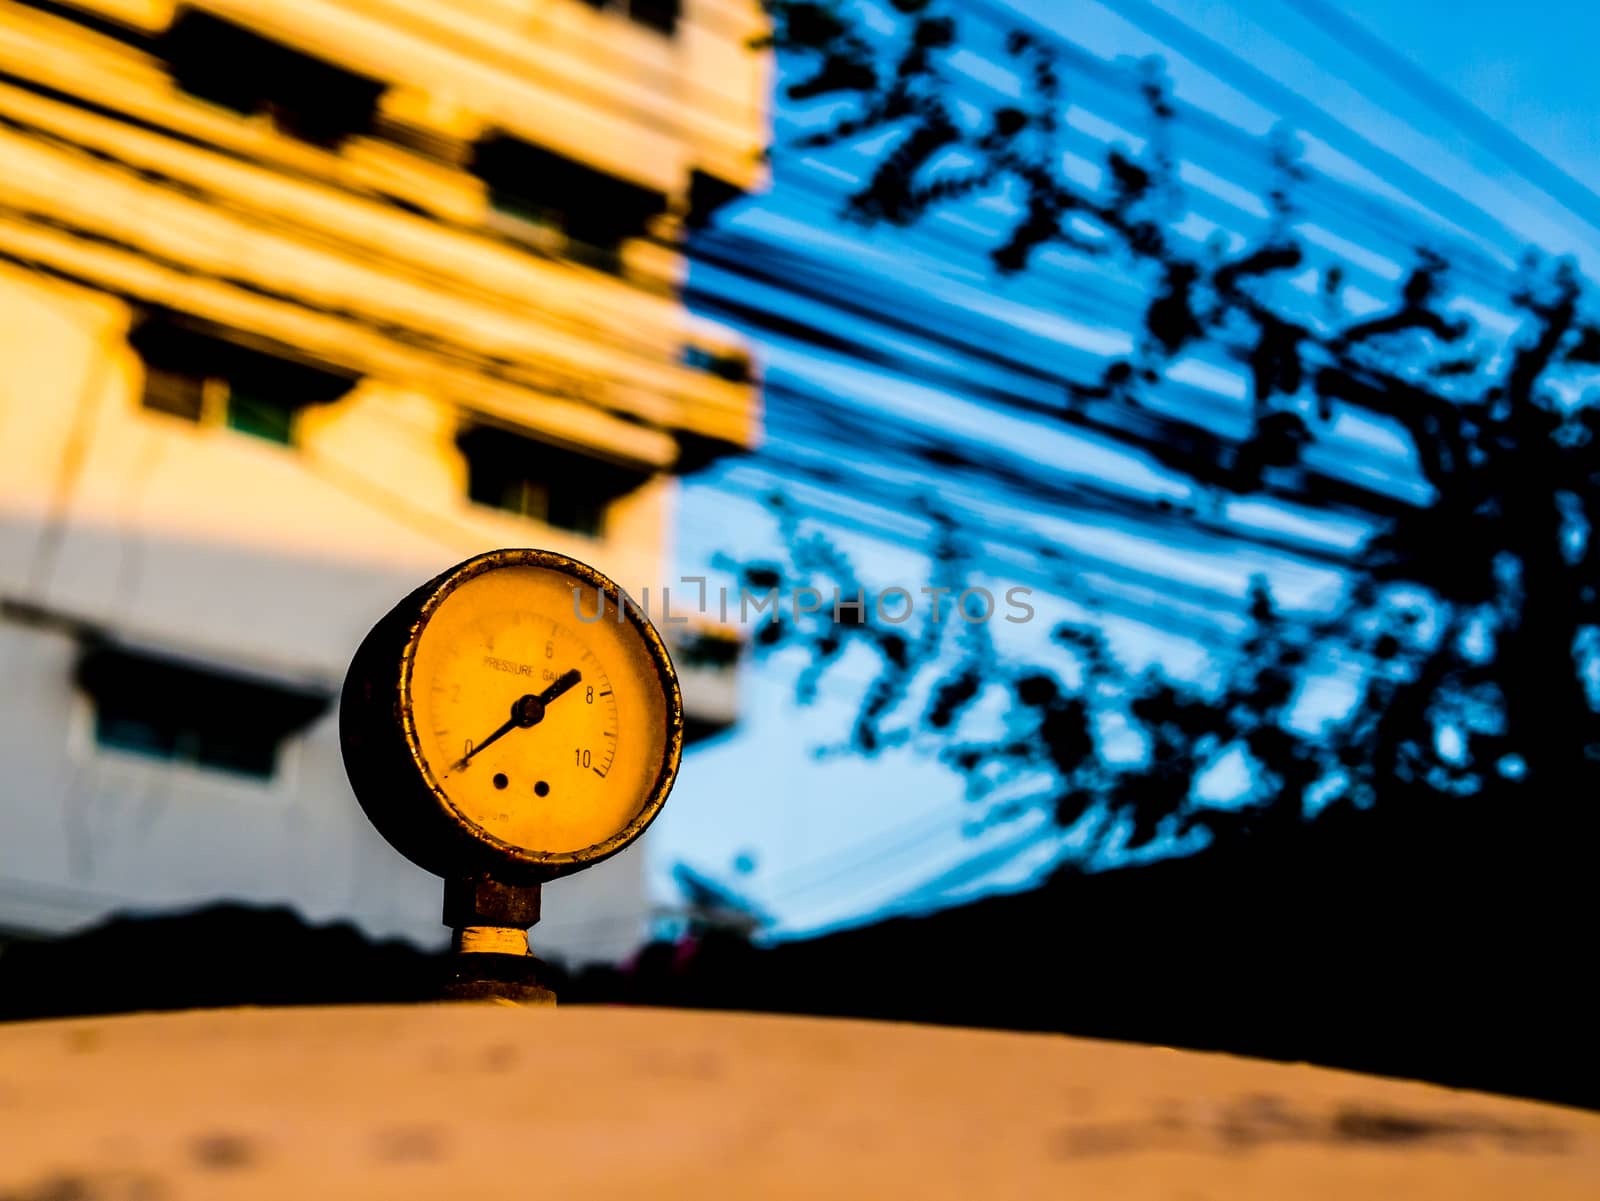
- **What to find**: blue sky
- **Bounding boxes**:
[1117,0,1600,262]
[1333,0,1600,194]
[653,0,1600,940]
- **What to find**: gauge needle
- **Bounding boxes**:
[454,669,582,771]
[539,668,583,706]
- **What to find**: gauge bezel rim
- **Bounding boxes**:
[396,547,683,875]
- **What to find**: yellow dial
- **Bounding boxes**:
[410,565,666,855]
[340,549,682,880]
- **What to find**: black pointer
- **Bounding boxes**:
[455,668,582,770]
[540,668,583,705]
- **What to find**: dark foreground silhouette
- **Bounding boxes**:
[3,800,1592,1115]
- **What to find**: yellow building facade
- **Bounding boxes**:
[0,0,766,960]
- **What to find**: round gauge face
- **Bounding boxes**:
[401,555,679,864]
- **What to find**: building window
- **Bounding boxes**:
[130,316,357,446]
[161,9,385,149]
[224,383,298,446]
[576,0,681,36]
[77,646,330,780]
[457,425,649,537]
[473,135,668,269]
[687,170,745,230]
[140,362,208,424]
[684,345,753,383]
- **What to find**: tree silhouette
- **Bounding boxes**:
[731,1,1600,859]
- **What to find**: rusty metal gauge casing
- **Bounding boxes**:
[340,548,683,885]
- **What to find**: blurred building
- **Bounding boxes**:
[0,0,767,960]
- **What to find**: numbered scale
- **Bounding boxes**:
[340,548,683,1001]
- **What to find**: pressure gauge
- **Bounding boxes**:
[340,549,683,885]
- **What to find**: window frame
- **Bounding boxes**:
[76,644,331,784]
[130,316,356,449]
[575,0,682,36]
[473,133,669,272]
[161,8,387,150]
[456,423,652,539]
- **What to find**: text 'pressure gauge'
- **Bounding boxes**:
[340,549,683,998]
